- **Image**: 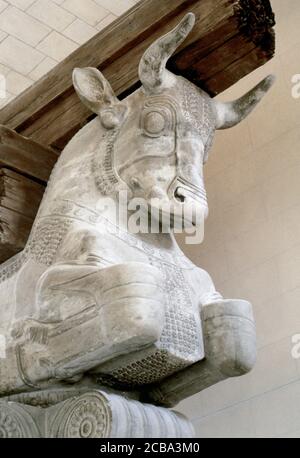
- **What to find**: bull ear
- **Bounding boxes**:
[73,67,126,129]
[214,75,276,129]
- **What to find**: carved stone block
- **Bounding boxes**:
[0,391,194,438]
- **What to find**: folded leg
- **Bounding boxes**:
[0,261,165,396]
[145,299,256,407]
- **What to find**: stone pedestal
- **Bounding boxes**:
[0,390,194,438]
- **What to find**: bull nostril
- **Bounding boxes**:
[174,188,185,203]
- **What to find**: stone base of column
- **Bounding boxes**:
[0,389,194,438]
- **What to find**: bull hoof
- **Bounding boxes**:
[202,299,257,377]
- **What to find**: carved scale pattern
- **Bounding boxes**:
[155,260,200,357]
[0,208,74,284]
[0,216,73,284]
[28,217,73,266]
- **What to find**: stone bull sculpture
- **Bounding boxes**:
[0,13,274,407]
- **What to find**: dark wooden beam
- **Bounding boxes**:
[171,0,275,88]
[0,126,59,183]
[0,128,56,262]
[0,0,275,151]
[0,168,45,262]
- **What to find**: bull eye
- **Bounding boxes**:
[144,111,166,136]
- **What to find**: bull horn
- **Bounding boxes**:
[139,13,195,94]
[214,75,276,129]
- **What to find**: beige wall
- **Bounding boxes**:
[177,0,300,438]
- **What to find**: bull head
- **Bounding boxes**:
[73,13,275,230]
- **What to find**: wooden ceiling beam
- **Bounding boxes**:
[0,168,45,262]
[0,126,59,183]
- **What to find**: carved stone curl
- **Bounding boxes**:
[0,402,40,438]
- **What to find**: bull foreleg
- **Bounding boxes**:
[145,268,256,407]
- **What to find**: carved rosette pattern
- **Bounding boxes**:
[0,410,19,438]
[50,392,111,438]
[0,403,40,438]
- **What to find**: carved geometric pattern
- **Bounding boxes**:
[49,392,111,438]
[156,260,201,359]
[63,397,109,438]
[180,77,215,162]
[105,350,186,387]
